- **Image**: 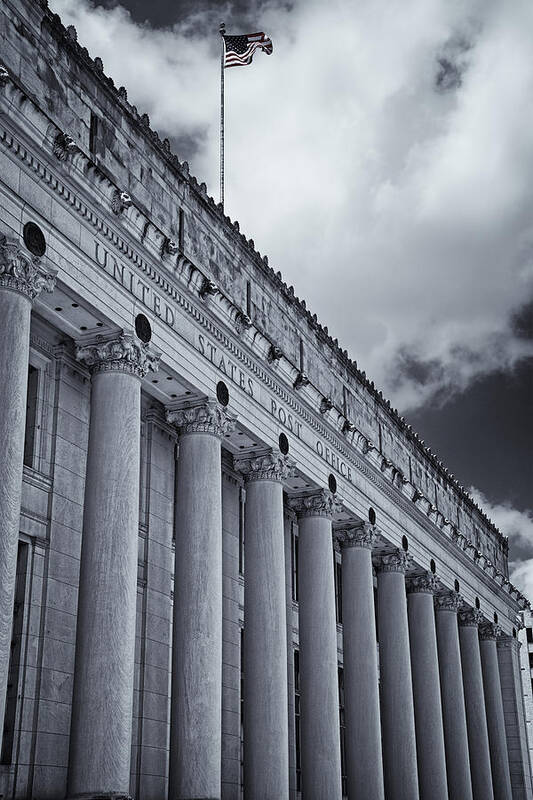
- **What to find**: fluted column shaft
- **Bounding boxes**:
[459,608,495,800]
[0,235,55,744]
[68,334,159,797]
[376,550,419,800]
[337,524,384,800]
[479,624,512,800]
[167,401,236,800]
[435,592,473,800]
[289,491,342,800]
[407,574,448,800]
[236,451,293,800]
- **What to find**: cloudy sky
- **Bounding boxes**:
[50,0,533,595]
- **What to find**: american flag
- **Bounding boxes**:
[223,32,273,68]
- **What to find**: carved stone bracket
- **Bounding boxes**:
[111,189,133,215]
[288,489,341,520]
[234,449,295,483]
[53,131,79,161]
[267,344,283,363]
[0,234,56,300]
[407,572,440,595]
[336,521,377,550]
[166,399,236,438]
[458,608,484,627]
[0,66,10,87]
[199,277,218,298]
[435,590,464,613]
[76,333,160,379]
[235,310,252,335]
[293,371,309,390]
[320,397,333,414]
[375,548,411,574]
[479,622,502,640]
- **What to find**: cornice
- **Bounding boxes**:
[0,70,524,609]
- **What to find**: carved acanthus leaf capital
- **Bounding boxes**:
[166,399,236,438]
[335,521,377,549]
[76,333,160,379]
[407,572,440,595]
[434,590,464,613]
[288,489,341,519]
[234,450,295,483]
[375,549,411,574]
[0,235,56,300]
[479,622,502,641]
[496,635,521,652]
[458,608,484,627]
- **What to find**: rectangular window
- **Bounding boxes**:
[291,524,299,603]
[89,111,99,155]
[299,338,305,373]
[238,488,245,576]
[294,649,301,793]
[335,556,343,625]
[527,627,533,644]
[23,364,39,468]
[1,541,29,764]
[338,666,347,797]
[529,652,533,669]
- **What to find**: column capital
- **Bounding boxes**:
[375,548,411,574]
[458,607,484,627]
[76,333,160,379]
[0,234,56,300]
[407,571,440,595]
[479,622,502,641]
[335,521,377,549]
[288,488,341,519]
[234,449,295,483]
[434,590,464,613]
[496,634,521,652]
[166,398,236,438]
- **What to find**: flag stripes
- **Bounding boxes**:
[223,32,273,68]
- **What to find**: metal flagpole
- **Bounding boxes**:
[220,22,225,209]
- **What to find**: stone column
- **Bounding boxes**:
[376,549,419,800]
[0,234,55,747]
[166,400,235,800]
[459,608,495,800]
[407,573,448,800]
[479,623,513,800]
[288,490,342,800]
[68,334,159,798]
[336,523,384,800]
[497,635,533,799]
[434,591,473,800]
[235,451,294,800]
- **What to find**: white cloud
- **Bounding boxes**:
[469,487,533,603]
[50,0,533,411]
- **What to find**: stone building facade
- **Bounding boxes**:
[0,1,531,798]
